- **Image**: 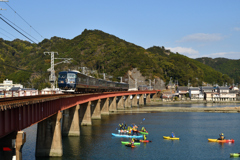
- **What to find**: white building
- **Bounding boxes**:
[0,79,23,91]
[189,87,204,100]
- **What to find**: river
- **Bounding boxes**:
[22,103,240,160]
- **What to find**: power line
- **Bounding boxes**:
[4,2,44,39]
[0,14,40,43]
[0,26,17,39]
[0,31,12,40]
[0,61,47,74]
[0,15,36,43]
[0,61,34,72]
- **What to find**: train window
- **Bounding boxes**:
[58,74,67,79]
[67,73,76,78]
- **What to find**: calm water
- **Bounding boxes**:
[23,103,240,160]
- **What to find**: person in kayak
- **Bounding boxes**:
[128,129,132,135]
[132,125,138,135]
[131,138,135,146]
[143,135,147,140]
[218,133,224,140]
[171,132,175,138]
[124,123,127,130]
[141,127,146,132]
[119,123,123,130]
[133,138,140,142]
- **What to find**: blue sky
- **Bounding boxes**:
[0,0,239,59]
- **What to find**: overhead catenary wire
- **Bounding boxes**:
[0,27,17,39]
[0,14,40,43]
[0,30,12,40]
[0,15,36,43]
[4,2,44,39]
[0,61,48,74]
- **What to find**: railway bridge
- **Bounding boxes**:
[0,90,159,160]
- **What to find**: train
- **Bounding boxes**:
[58,70,129,93]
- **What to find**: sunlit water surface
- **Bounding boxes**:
[23,103,240,160]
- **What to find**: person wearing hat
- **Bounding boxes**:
[171,132,175,138]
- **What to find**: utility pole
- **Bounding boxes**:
[44,51,72,90]
[149,79,151,90]
[103,73,105,80]
[135,79,137,89]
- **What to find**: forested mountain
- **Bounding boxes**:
[195,57,240,85]
[0,29,233,89]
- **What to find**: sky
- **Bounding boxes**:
[0,0,240,59]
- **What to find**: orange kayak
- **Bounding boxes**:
[208,139,234,143]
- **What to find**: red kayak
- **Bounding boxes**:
[125,144,136,148]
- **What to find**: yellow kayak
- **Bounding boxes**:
[163,136,180,140]
[208,138,234,143]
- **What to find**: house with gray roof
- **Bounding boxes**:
[217,87,236,101]
[177,86,188,99]
[189,87,203,100]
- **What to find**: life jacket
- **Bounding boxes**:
[144,135,147,140]
[129,129,132,134]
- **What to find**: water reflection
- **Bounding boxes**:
[22,106,240,160]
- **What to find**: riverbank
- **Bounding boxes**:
[114,99,240,114]
[149,98,240,105]
[117,106,240,113]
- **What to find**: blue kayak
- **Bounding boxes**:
[112,133,143,138]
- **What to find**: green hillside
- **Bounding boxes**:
[195,57,240,85]
[0,29,233,89]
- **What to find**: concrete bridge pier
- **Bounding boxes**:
[124,95,131,108]
[62,104,80,136]
[0,131,26,160]
[146,94,151,104]
[91,99,101,119]
[101,98,109,115]
[15,131,26,160]
[80,102,92,126]
[109,97,117,112]
[139,94,144,106]
[132,95,138,107]
[35,111,63,157]
[117,96,124,109]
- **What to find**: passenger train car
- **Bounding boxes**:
[58,70,129,93]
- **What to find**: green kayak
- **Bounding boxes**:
[121,141,141,145]
[139,131,149,135]
[230,153,240,157]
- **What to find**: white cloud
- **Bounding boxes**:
[201,52,240,59]
[177,33,223,42]
[234,27,240,31]
[166,47,199,58]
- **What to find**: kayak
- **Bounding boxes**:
[230,153,240,157]
[140,140,152,143]
[112,133,143,138]
[132,139,151,143]
[163,136,180,140]
[208,139,234,143]
[139,131,149,135]
[118,130,129,134]
[125,144,136,148]
[121,141,141,145]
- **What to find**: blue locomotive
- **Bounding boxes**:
[58,70,129,93]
